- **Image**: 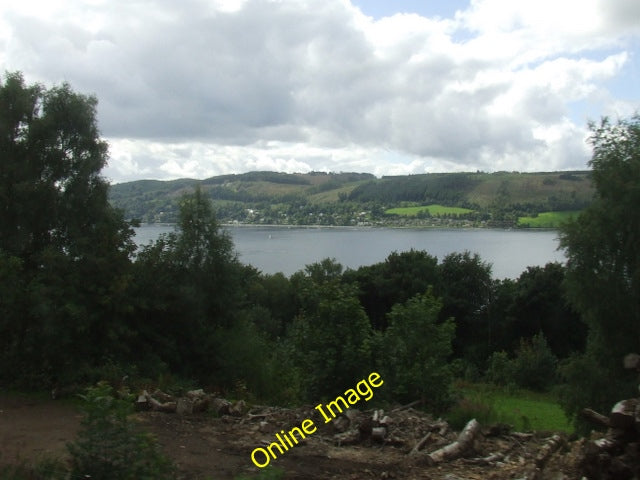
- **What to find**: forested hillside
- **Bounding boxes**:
[109,170,594,227]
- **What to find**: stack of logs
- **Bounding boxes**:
[578,353,640,480]
[135,388,247,417]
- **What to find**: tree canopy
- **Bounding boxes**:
[559,115,640,418]
[0,72,135,386]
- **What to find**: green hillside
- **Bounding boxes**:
[109,170,594,227]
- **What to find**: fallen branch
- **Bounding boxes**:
[409,432,432,455]
[580,408,610,428]
[390,400,422,413]
[463,452,504,465]
[427,419,481,464]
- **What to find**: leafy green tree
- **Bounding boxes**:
[130,187,244,383]
[437,251,492,362]
[509,263,585,358]
[381,291,455,412]
[510,333,558,391]
[287,278,373,401]
[343,249,439,330]
[559,115,640,417]
[0,72,135,387]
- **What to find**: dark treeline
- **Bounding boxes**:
[2,73,638,428]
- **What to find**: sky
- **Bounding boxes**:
[1,0,639,183]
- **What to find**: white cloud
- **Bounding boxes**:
[1,0,639,182]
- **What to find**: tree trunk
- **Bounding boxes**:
[427,419,481,464]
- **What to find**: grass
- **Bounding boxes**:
[447,382,572,433]
[385,204,474,217]
[517,210,581,228]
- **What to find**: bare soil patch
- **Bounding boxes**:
[0,393,586,479]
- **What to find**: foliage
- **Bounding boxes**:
[437,251,493,361]
[485,351,515,387]
[129,186,245,384]
[0,459,68,480]
[485,333,558,392]
[0,72,136,388]
[559,115,640,419]
[508,264,586,358]
[287,273,374,401]
[343,249,439,330]
[381,291,455,412]
[67,382,175,480]
[510,333,558,391]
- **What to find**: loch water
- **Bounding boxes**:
[134,224,564,279]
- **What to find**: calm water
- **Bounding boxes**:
[134,224,565,279]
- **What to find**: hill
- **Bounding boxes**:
[109,170,594,227]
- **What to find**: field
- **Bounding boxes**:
[517,210,581,228]
[448,383,572,433]
[385,204,474,217]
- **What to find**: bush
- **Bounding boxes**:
[446,396,497,430]
[381,291,455,412]
[511,333,558,391]
[485,351,515,387]
[67,382,175,480]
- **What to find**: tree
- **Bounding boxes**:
[509,263,585,358]
[437,251,492,362]
[559,115,640,418]
[130,187,244,383]
[287,277,373,401]
[0,72,135,387]
[381,290,455,411]
[343,249,439,330]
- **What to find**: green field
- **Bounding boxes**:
[448,383,572,432]
[385,204,474,217]
[517,210,581,228]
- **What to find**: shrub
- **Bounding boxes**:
[67,382,175,480]
[485,351,515,386]
[511,333,558,391]
[381,291,455,412]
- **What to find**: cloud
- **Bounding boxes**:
[1,0,638,182]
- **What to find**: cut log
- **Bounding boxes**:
[186,389,205,400]
[145,392,177,413]
[151,389,174,403]
[211,397,231,416]
[427,419,481,464]
[136,391,151,411]
[192,396,210,413]
[334,429,360,446]
[176,398,193,415]
[229,399,247,416]
[371,426,387,442]
[623,353,640,371]
[332,415,350,433]
[580,408,611,428]
[609,399,638,431]
[534,434,564,468]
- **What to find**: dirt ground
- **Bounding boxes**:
[0,392,585,480]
